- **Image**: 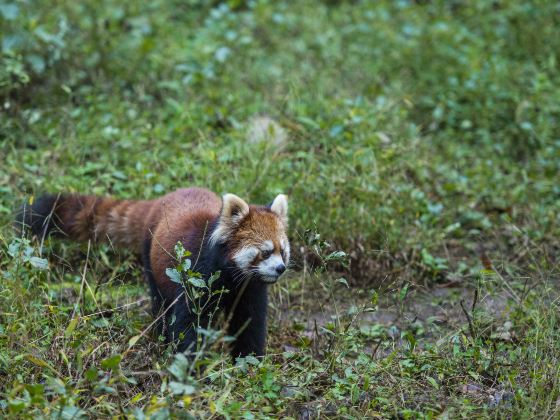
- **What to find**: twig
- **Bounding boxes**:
[78,298,150,319]
[471,288,478,313]
[71,240,92,320]
[460,298,476,340]
[371,340,382,359]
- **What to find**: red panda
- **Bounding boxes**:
[16,188,290,358]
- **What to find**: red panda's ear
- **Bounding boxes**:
[270,194,288,225]
[210,194,250,245]
[221,193,250,221]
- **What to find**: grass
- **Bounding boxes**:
[1,0,560,417]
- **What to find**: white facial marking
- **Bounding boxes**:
[262,240,274,252]
[233,246,259,269]
[282,239,291,264]
[258,254,285,278]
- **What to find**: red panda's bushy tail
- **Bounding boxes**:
[15,193,153,250]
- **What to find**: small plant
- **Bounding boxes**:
[420,248,448,277]
[164,242,230,363]
[7,237,49,272]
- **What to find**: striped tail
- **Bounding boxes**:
[15,193,152,250]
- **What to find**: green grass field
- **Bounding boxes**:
[1,0,560,418]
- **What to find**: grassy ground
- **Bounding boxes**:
[1,0,560,418]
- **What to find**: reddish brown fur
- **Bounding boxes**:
[52,195,153,249]
[228,208,284,255]
[27,188,287,303]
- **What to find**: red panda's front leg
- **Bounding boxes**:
[226,281,268,358]
[168,297,212,355]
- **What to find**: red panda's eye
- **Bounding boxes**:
[261,249,272,259]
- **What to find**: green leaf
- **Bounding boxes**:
[59,405,86,419]
[404,330,416,350]
[7,240,20,257]
[169,381,196,396]
[297,116,320,130]
[244,355,260,366]
[214,46,231,63]
[188,277,206,288]
[399,283,410,302]
[168,353,190,381]
[174,242,191,259]
[26,354,52,369]
[174,242,185,259]
[26,54,46,74]
[166,268,182,284]
[111,171,127,180]
[91,318,109,328]
[427,376,439,389]
[64,318,78,338]
[101,354,122,371]
[128,335,141,347]
[85,367,98,381]
[29,256,49,270]
[208,271,221,287]
[0,4,19,20]
[336,277,349,288]
[325,251,347,262]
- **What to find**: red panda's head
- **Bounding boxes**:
[210,194,290,284]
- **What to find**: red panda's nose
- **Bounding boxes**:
[275,264,286,275]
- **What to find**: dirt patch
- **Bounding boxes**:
[272,279,514,349]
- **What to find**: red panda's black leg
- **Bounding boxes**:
[226,282,268,358]
[169,299,198,354]
[169,297,213,356]
[143,238,166,340]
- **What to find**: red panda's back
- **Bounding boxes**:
[160,188,222,218]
